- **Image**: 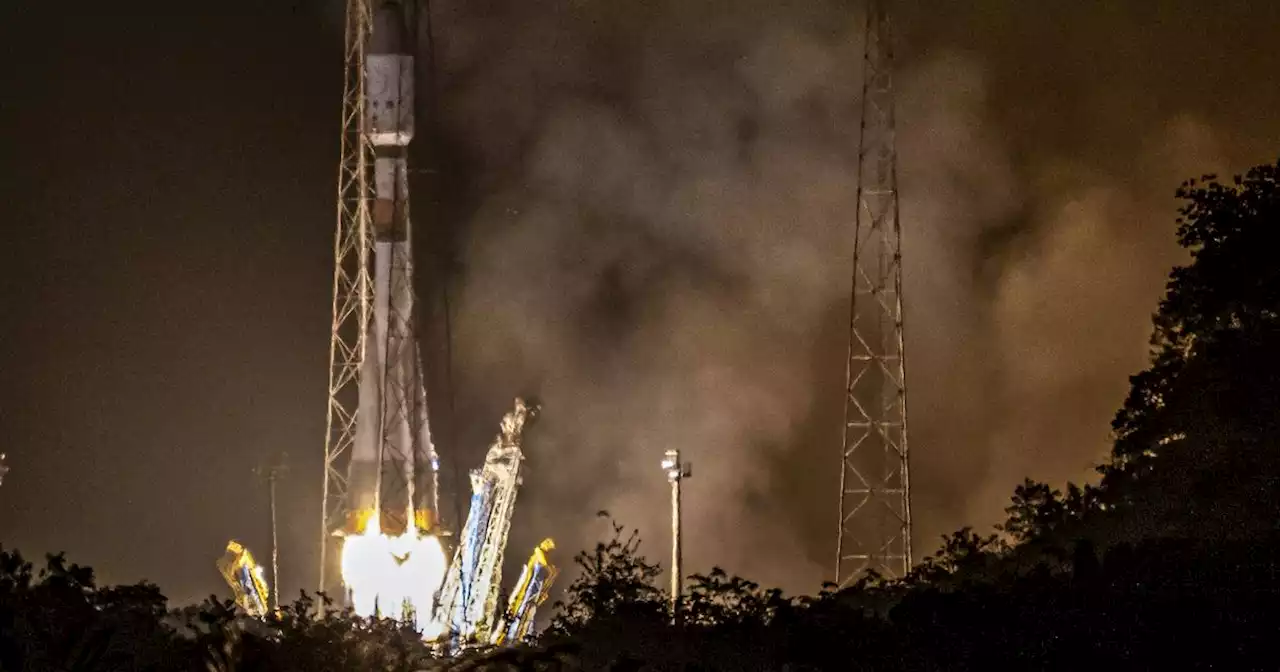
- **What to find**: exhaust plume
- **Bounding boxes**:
[414,0,1278,594]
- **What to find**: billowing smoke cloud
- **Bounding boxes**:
[416,0,1277,594]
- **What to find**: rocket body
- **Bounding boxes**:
[347,0,438,536]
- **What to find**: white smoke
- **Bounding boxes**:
[415,0,1257,594]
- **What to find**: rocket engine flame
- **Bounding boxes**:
[340,511,449,638]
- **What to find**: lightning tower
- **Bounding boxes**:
[320,0,441,604]
[836,0,912,586]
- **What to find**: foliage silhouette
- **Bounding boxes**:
[1101,159,1280,533]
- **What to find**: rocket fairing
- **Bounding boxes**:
[368,2,415,149]
[346,0,438,537]
[367,0,415,236]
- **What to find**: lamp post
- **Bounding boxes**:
[661,448,691,620]
[255,454,289,611]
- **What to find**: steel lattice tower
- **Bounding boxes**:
[836,0,912,586]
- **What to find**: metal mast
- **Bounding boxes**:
[256,457,289,611]
[662,449,691,618]
[836,0,912,586]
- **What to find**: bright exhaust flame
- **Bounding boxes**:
[340,511,448,639]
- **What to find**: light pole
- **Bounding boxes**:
[255,454,289,612]
[661,448,691,620]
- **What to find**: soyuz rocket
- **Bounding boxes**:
[346,0,440,537]
[323,1,557,643]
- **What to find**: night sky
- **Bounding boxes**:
[2,0,1278,607]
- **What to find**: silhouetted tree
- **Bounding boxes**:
[546,520,665,637]
[904,527,1007,585]
[682,568,791,628]
[0,548,190,671]
[1099,158,1280,540]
